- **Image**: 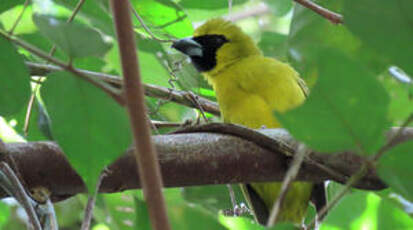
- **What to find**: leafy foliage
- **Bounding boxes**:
[41,72,131,193]
[0,0,412,229]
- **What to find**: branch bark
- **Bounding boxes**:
[26,61,220,116]
[1,125,409,203]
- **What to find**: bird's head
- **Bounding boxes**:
[172,18,261,76]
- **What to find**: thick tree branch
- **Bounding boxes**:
[26,61,220,116]
[1,125,409,203]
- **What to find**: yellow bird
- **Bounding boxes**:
[172,18,317,225]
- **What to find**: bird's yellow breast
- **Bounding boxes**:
[205,55,306,129]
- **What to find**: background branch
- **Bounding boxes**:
[26,61,221,116]
[294,0,343,24]
[1,125,408,202]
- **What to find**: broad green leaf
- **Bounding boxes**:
[5,99,50,141]
[41,72,131,193]
[136,188,226,230]
[135,197,152,230]
[0,6,37,34]
[343,0,413,76]
[258,32,288,61]
[381,72,413,125]
[182,185,247,214]
[179,0,247,21]
[0,0,25,14]
[288,0,388,86]
[219,216,265,230]
[92,193,136,230]
[130,0,193,39]
[179,0,247,9]
[0,201,10,228]
[33,14,112,58]
[378,141,413,202]
[0,36,30,116]
[276,49,390,154]
[377,193,413,230]
[266,0,293,17]
[54,0,114,36]
[105,39,170,86]
[321,191,373,230]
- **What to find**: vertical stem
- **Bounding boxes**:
[110,1,171,230]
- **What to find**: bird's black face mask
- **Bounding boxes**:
[171,35,229,72]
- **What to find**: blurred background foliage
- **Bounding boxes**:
[0,0,412,229]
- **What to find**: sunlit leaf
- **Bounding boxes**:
[131,0,193,39]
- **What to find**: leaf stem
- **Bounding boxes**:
[267,143,308,226]
[26,61,220,115]
[8,0,30,35]
[0,30,124,105]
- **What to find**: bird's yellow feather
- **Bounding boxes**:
[173,18,314,225]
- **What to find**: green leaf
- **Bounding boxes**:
[219,216,265,230]
[258,32,288,61]
[377,193,413,230]
[92,193,137,230]
[378,141,413,202]
[179,0,247,9]
[0,36,30,116]
[0,0,25,14]
[381,72,413,125]
[265,0,293,17]
[321,191,372,230]
[182,185,247,214]
[41,72,131,193]
[0,6,37,35]
[276,49,390,154]
[54,0,115,36]
[131,0,193,39]
[343,0,413,76]
[33,14,112,58]
[0,201,10,228]
[288,0,388,86]
[135,196,152,230]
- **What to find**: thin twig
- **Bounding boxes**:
[80,173,104,230]
[0,162,42,230]
[0,30,124,105]
[266,143,308,226]
[24,0,86,136]
[307,165,367,228]
[8,0,30,35]
[129,0,174,43]
[49,0,86,56]
[25,61,220,115]
[110,1,171,230]
[307,113,413,228]
[23,82,41,136]
[373,113,413,161]
[294,0,343,24]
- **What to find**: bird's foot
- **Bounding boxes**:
[222,202,250,217]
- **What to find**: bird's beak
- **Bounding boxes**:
[171,38,203,57]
